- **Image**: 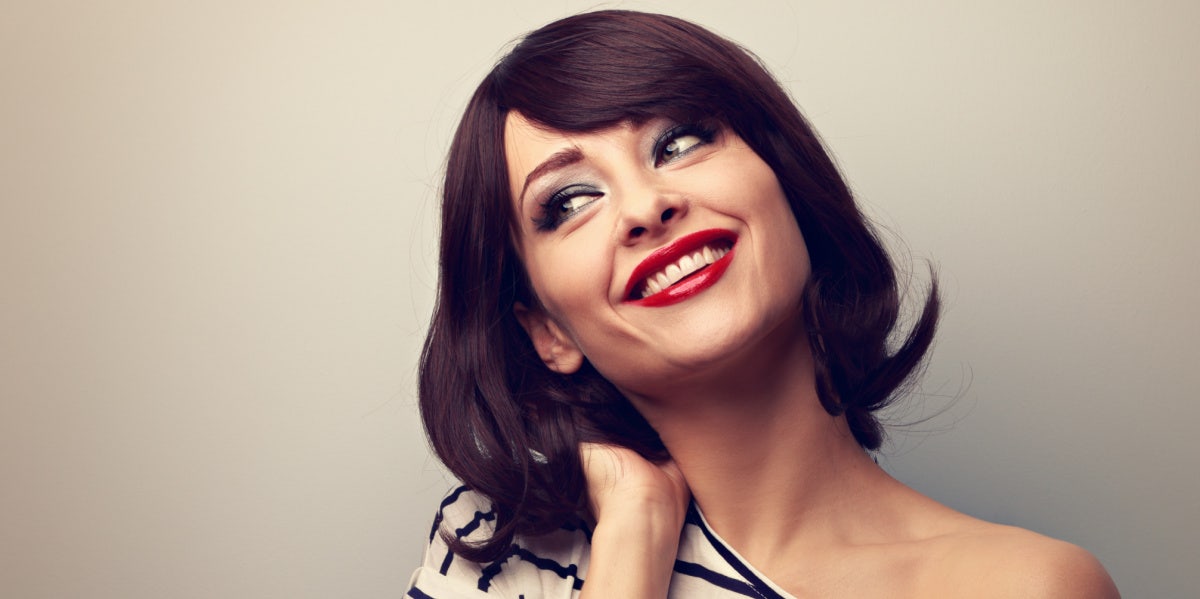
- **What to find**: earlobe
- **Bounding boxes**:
[514,302,585,374]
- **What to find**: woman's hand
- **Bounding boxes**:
[580,443,690,527]
[578,444,690,599]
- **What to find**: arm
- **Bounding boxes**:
[578,444,690,599]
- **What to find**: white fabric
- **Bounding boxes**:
[405,487,794,599]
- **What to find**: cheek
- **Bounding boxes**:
[522,228,614,329]
[761,194,811,293]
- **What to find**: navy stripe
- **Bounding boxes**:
[406,585,435,599]
[476,545,514,592]
[455,510,496,539]
[429,485,471,542]
[674,559,761,597]
[687,504,786,599]
[514,546,586,590]
[477,544,585,592]
[559,517,593,543]
[438,544,455,576]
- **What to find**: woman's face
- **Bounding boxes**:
[505,112,811,398]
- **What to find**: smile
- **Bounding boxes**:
[624,229,737,307]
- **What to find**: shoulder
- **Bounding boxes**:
[408,486,592,598]
[431,485,498,546]
[932,523,1119,598]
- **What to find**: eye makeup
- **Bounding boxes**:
[533,183,603,231]
[528,120,721,232]
[652,121,719,166]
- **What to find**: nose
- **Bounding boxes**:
[617,188,687,245]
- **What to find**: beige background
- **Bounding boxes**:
[2,0,1196,597]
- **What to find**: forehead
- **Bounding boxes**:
[503,112,569,182]
[504,109,649,146]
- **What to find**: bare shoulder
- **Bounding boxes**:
[930,521,1120,598]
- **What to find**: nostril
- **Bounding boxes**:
[629,226,647,238]
[660,208,675,223]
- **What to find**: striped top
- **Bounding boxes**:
[407,486,795,599]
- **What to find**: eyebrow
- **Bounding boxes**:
[518,147,584,209]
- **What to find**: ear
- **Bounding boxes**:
[513,302,584,374]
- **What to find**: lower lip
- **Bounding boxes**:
[626,246,735,308]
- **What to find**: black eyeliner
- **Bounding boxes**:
[533,184,601,231]
[651,121,719,165]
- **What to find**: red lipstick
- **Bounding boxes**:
[623,229,737,307]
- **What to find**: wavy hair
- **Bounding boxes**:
[419,10,939,561]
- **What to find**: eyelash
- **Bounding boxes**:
[532,122,719,232]
[653,122,718,166]
[533,184,604,231]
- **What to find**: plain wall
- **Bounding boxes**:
[2,0,1196,597]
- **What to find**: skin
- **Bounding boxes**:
[505,111,1119,598]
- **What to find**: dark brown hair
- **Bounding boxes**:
[419,10,939,561]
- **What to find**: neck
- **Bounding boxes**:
[624,322,898,565]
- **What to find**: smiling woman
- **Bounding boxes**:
[407,10,1118,599]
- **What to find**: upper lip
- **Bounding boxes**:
[623,228,738,300]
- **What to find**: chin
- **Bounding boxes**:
[600,319,797,400]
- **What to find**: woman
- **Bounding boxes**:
[409,10,1118,598]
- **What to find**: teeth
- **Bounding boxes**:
[638,242,732,299]
[678,254,695,274]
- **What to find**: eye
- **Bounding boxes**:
[533,185,603,231]
[660,135,704,161]
[654,123,717,166]
[558,194,596,214]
